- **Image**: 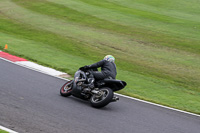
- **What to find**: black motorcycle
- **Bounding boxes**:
[60,69,127,108]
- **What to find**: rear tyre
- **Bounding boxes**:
[60,80,73,97]
[90,87,113,108]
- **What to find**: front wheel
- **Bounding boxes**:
[60,80,73,97]
[90,87,113,108]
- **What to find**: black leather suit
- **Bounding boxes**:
[88,60,117,80]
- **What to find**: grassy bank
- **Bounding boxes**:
[0,0,200,114]
[0,129,8,133]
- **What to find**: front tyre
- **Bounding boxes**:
[90,87,113,108]
[60,80,73,97]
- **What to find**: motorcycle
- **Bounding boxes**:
[60,69,127,108]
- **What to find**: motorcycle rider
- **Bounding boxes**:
[79,55,117,80]
[79,55,119,101]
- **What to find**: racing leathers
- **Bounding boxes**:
[82,60,117,80]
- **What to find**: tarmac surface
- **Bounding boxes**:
[0,58,200,133]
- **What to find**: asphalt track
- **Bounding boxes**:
[0,59,200,133]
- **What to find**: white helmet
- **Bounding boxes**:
[104,55,115,62]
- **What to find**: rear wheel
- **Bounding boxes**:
[90,87,113,108]
[60,80,73,97]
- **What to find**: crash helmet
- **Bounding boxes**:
[104,55,115,62]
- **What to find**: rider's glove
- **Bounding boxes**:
[79,65,89,71]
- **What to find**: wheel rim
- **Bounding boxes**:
[91,89,109,103]
[61,82,72,93]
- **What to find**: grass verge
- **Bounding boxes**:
[0,129,8,133]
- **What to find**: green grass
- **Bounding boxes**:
[0,129,8,133]
[0,0,200,114]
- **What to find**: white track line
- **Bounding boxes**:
[115,93,200,117]
[1,56,200,119]
[0,125,18,133]
[0,57,68,81]
[16,61,66,77]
